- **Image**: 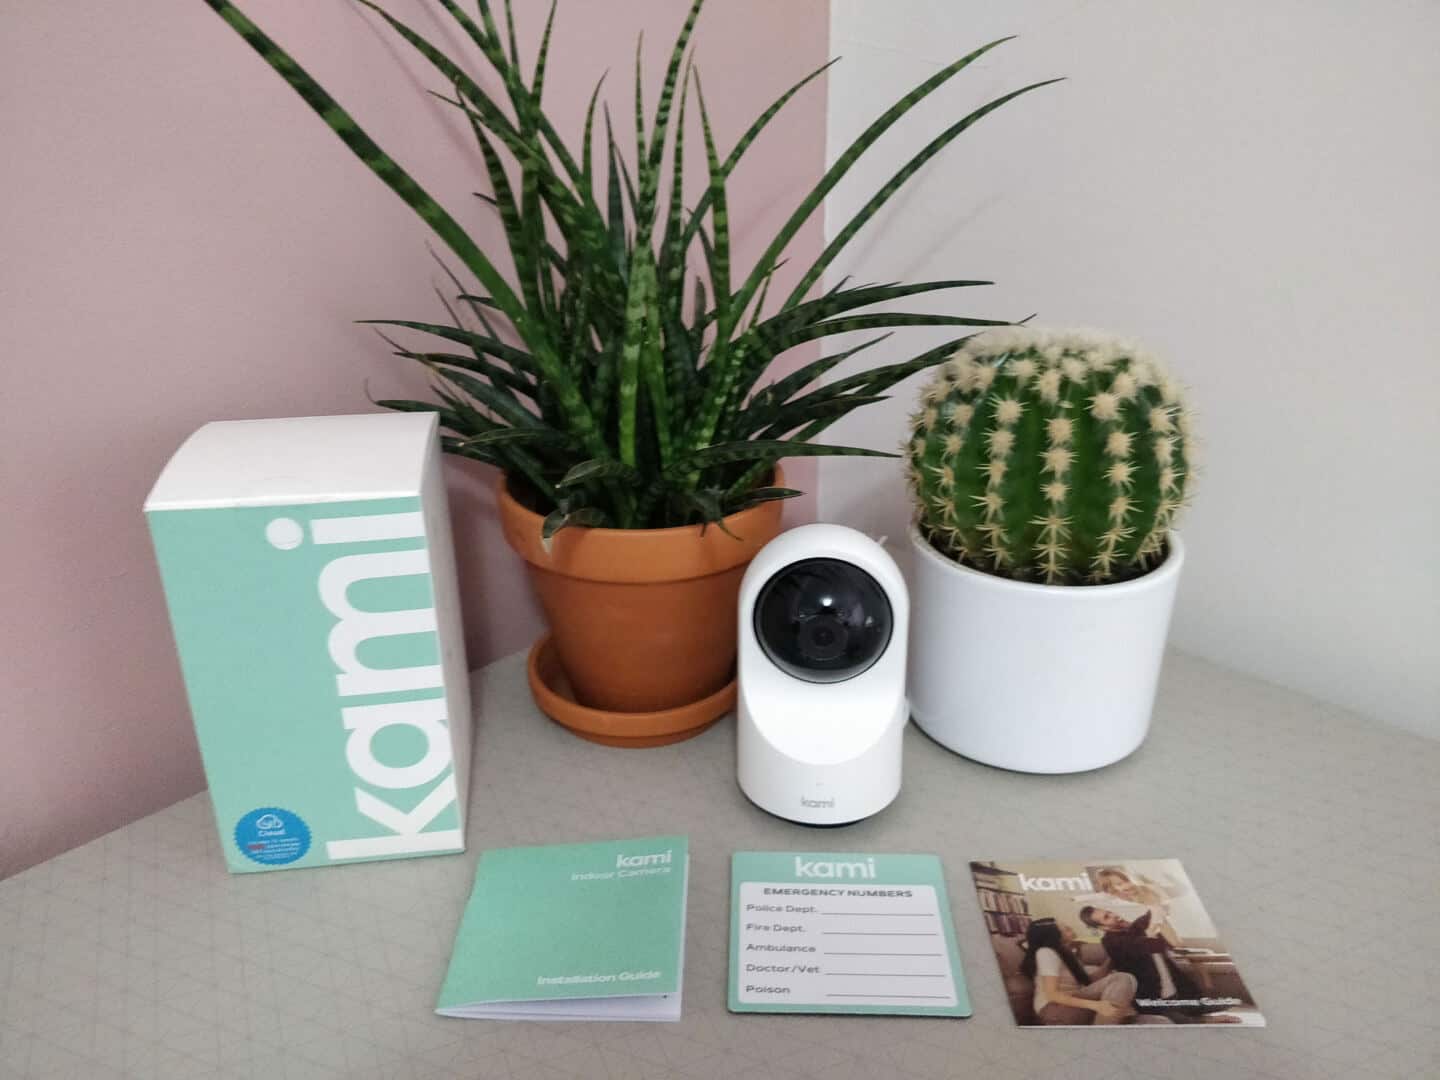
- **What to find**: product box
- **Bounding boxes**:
[145,413,473,873]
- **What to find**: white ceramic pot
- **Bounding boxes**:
[907,525,1184,773]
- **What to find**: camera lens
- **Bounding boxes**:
[754,558,892,684]
[798,616,848,662]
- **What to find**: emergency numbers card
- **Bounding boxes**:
[728,851,970,1017]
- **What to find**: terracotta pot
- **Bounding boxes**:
[497,471,786,743]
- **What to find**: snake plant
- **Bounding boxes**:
[203,0,1058,534]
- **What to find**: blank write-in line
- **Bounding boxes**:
[825,994,950,1000]
[823,952,944,957]
[824,972,949,978]
[821,931,939,937]
[819,912,935,917]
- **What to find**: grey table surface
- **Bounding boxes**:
[3,649,1439,1080]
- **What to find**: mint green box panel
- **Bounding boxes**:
[145,414,472,873]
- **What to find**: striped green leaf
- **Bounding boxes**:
[459,427,570,450]
[559,459,641,488]
[676,37,1024,466]
[207,0,1050,530]
[616,251,656,467]
[440,434,503,467]
[372,397,464,430]
[426,365,545,432]
[206,1,528,329]
[385,346,534,400]
[531,1,557,100]
[782,78,1063,306]
[667,58,837,281]
[542,506,608,539]
[669,439,895,475]
[753,393,890,440]
[737,334,891,430]
[727,486,803,511]
[646,0,704,176]
[729,37,1018,327]
[358,320,537,374]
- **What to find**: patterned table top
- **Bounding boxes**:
[4,650,1438,1080]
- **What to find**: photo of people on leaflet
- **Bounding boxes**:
[971,859,1265,1028]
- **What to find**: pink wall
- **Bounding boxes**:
[0,0,827,878]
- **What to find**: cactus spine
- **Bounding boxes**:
[906,328,1195,585]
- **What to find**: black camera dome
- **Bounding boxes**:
[753,558,893,684]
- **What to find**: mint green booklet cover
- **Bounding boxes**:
[437,836,688,1021]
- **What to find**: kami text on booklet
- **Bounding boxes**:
[437,836,689,1021]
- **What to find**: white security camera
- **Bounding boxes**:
[736,524,908,826]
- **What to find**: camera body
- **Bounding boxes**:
[736,524,908,825]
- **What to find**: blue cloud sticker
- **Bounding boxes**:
[234,807,311,866]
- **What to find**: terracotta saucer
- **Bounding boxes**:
[526,633,735,748]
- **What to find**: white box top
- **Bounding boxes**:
[145,412,439,510]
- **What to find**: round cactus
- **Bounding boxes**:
[906,328,1196,585]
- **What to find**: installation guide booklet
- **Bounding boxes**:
[729,851,971,1016]
[437,835,688,1021]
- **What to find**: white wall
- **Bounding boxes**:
[819,0,1440,735]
